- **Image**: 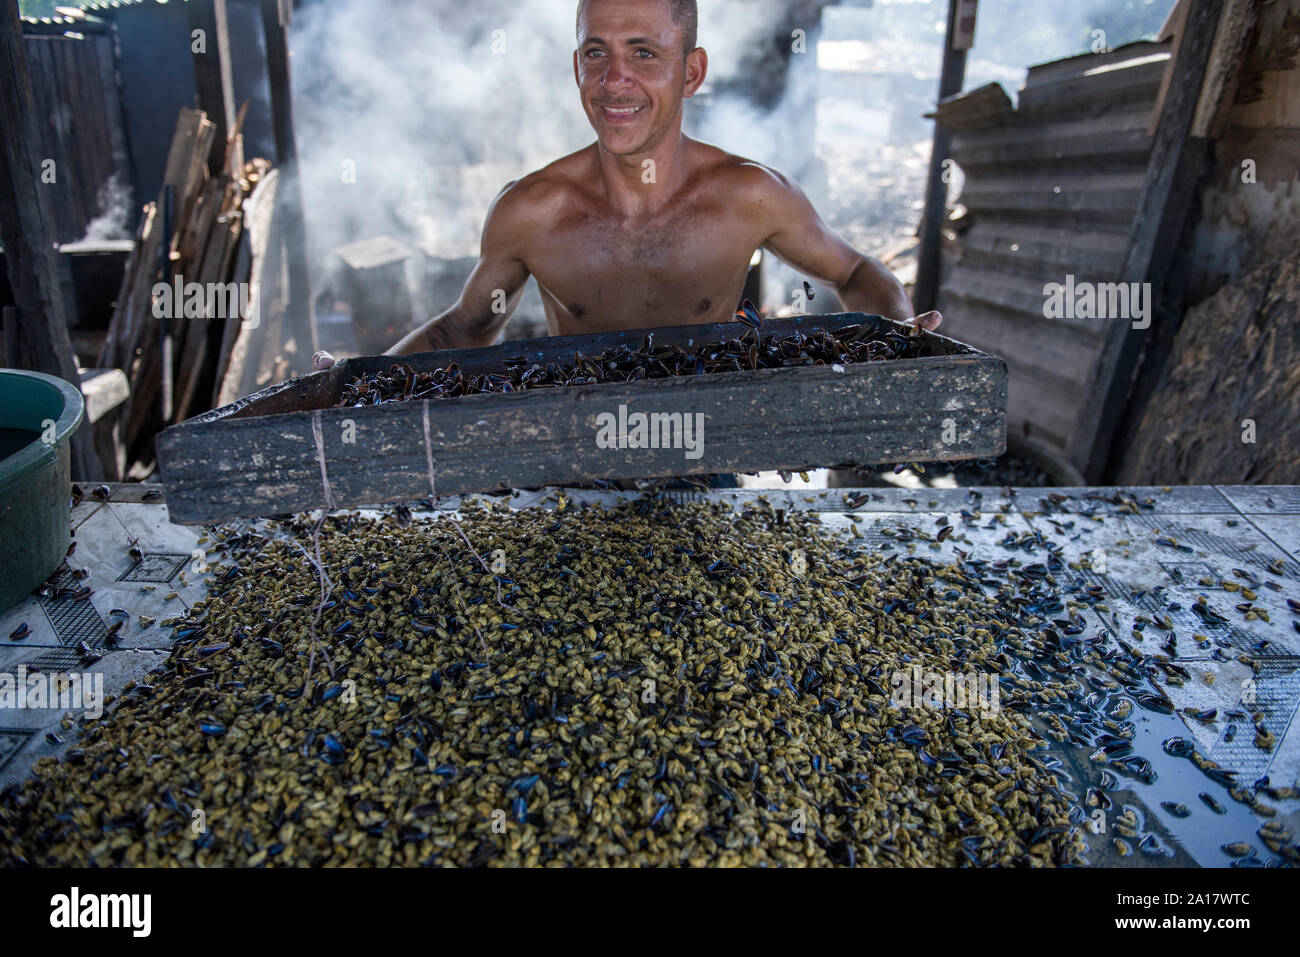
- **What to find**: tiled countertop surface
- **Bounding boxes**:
[2,483,1297,866]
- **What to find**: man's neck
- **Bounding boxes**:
[595,127,692,218]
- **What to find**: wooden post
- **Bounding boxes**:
[1067,0,1225,482]
[260,0,316,358]
[0,2,100,479]
[189,0,242,177]
[913,0,975,314]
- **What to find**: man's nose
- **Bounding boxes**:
[600,59,634,89]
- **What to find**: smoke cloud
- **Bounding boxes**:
[78,173,133,244]
[290,0,815,318]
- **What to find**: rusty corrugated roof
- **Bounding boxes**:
[19,0,143,26]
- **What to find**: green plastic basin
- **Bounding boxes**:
[0,369,85,614]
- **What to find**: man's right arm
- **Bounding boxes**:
[388,182,533,355]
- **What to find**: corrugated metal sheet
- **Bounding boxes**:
[935,41,1171,464]
[19,0,143,23]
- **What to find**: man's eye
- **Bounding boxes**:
[585,49,605,58]
[636,48,654,58]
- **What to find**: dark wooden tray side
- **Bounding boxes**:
[186,314,981,422]
[157,313,1007,523]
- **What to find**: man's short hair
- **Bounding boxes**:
[577,0,699,57]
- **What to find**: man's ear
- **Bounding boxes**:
[683,47,708,97]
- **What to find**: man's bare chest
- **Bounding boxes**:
[524,205,758,323]
[543,203,749,270]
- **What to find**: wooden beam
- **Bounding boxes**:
[914,0,975,314]
[1193,0,1259,139]
[190,0,241,177]
[0,2,99,480]
[1068,0,1225,482]
[260,0,316,359]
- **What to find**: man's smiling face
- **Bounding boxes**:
[574,0,706,157]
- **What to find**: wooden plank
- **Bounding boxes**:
[1192,0,1257,137]
[0,4,98,479]
[178,176,225,267]
[102,107,221,466]
[189,0,238,176]
[914,0,973,314]
[931,82,1014,132]
[212,220,251,407]
[214,312,981,422]
[120,341,162,467]
[163,358,1006,525]
[78,368,130,424]
[173,119,216,256]
[1068,0,1225,482]
[1228,0,1300,130]
[92,32,131,192]
[1148,0,1191,134]
[62,37,100,239]
[103,111,211,372]
[23,37,75,241]
[173,211,241,422]
[251,233,289,394]
[157,314,1007,523]
[98,201,156,368]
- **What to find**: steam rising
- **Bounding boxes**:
[78,173,133,243]
[291,0,810,315]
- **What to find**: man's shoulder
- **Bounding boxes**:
[492,147,597,218]
[687,141,796,201]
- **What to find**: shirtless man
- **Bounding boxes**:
[313,0,939,371]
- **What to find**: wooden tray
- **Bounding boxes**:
[156,313,1007,524]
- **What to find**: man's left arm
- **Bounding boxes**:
[749,164,940,330]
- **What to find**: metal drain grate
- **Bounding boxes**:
[1158,561,1217,585]
[1072,567,1279,658]
[117,552,189,584]
[37,567,107,650]
[662,491,706,505]
[1203,659,1300,781]
[845,525,898,550]
[1130,515,1299,579]
[1075,567,1128,601]
[25,649,85,671]
[1222,488,1300,515]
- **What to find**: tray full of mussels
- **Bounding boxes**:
[156,311,1007,523]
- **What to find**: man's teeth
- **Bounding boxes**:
[604,106,641,115]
